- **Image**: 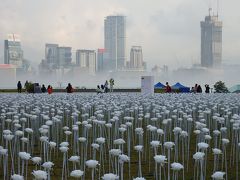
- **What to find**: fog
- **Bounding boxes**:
[1,64,239,90]
[0,0,240,89]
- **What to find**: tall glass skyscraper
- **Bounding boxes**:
[104,15,126,71]
[201,13,222,68]
[4,34,24,68]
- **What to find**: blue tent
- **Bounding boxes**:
[172,82,190,93]
[154,82,166,89]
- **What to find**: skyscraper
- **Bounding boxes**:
[44,44,72,69]
[58,47,72,67]
[97,48,105,72]
[104,15,126,71]
[201,12,222,68]
[76,49,96,75]
[130,46,144,70]
[4,34,24,68]
[45,44,59,66]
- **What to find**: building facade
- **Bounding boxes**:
[43,44,72,69]
[104,15,126,71]
[76,49,96,75]
[45,44,59,67]
[58,47,72,67]
[201,14,222,68]
[97,48,105,72]
[4,34,24,68]
[130,46,144,70]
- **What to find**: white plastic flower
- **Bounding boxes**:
[11,174,24,180]
[85,160,99,168]
[32,170,47,180]
[154,155,167,164]
[102,173,119,180]
[70,170,84,178]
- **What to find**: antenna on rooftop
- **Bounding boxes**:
[217,0,219,17]
[208,0,212,16]
[209,8,212,16]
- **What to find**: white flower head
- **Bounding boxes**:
[193,152,205,160]
[19,152,31,160]
[212,148,222,155]
[154,155,167,164]
[70,170,84,178]
[134,145,143,152]
[42,161,54,170]
[69,156,80,162]
[164,142,175,149]
[171,162,184,171]
[102,173,119,180]
[11,174,24,180]
[211,171,225,179]
[31,157,42,164]
[85,160,99,168]
[32,170,47,180]
[109,149,122,156]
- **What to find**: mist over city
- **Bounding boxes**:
[2,1,240,180]
[0,0,240,89]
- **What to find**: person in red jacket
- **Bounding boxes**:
[165,82,172,93]
[47,85,53,94]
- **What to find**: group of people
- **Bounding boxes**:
[17,80,210,94]
[96,78,114,94]
[191,84,210,93]
[17,81,73,94]
[165,82,211,93]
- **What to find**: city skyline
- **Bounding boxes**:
[0,0,239,69]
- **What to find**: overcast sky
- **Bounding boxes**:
[0,0,239,69]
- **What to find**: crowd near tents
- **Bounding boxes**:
[154,82,190,93]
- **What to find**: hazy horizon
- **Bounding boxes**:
[0,0,240,69]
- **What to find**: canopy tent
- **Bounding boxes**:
[154,82,166,89]
[171,82,190,93]
[229,85,240,93]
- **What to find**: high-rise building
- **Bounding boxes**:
[201,12,222,68]
[76,49,96,75]
[58,47,72,67]
[4,34,24,68]
[44,44,72,69]
[45,44,59,66]
[97,48,105,72]
[130,46,144,69]
[104,15,126,71]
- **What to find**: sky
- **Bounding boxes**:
[0,0,240,69]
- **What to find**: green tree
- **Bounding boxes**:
[214,81,229,93]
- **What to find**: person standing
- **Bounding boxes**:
[17,81,22,93]
[41,84,47,93]
[24,80,29,92]
[109,78,114,93]
[165,82,172,93]
[104,80,109,93]
[47,85,53,94]
[197,85,202,93]
[66,83,73,93]
[205,84,210,93]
